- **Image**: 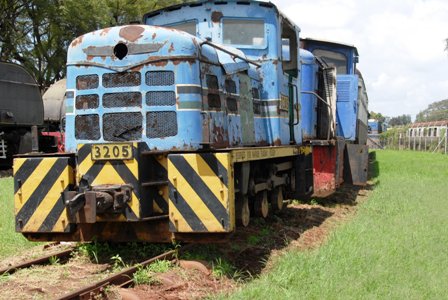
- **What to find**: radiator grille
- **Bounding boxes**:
[76,75,99,90]
[103,92,142,108]
[146,91,176,106]
[103,72,141,88]
[75,94,99,109]
[208,93,221,109]
[75,114,100,140]
[226,97,238,113]
[146,71,174,86]
[337,80,350,102]
[146,112,177,138]
[225,79,236,94]
[206,75,219,90]
[103,112,142,141]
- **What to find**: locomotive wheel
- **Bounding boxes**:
[270,187,284,213]
[236,195,250,227]
[254,191,269,218]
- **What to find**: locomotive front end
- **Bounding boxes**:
[14,25,224,242]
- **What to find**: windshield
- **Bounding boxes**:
[165,20,197,36]
[223,19,265,47]
[312,49,347,74]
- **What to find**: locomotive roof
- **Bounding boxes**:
[0,61,39,87]
[144,0,298,30]
[301,37,359,56]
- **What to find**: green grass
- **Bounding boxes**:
[227,150,448,299]
[0,177,38,258]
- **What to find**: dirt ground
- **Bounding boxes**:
[0,169,13,178]
[0,184,370,300]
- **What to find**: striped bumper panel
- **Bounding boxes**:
[14,156,75,233]
[168,153,233,233]
[77,144,141,221]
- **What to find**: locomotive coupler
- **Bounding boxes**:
[65,184,133,223]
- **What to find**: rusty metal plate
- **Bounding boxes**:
[345,144,368,185]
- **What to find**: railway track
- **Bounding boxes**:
[1,243,186,299]
[57,249,178,300]
[0,245,75,275]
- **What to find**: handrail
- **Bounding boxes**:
[301,90,334,140]
[200,40,261,68]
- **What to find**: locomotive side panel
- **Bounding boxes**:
[0,62,43,126]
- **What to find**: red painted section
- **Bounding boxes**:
[41,131,65,152]
[313,145,337,197]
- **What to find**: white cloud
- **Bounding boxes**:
[272,0,448,119]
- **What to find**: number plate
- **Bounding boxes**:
[91,143,133,161]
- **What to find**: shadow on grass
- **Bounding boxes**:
[184,153,383,279]
[366,150,380,189]
[184,205,333,279]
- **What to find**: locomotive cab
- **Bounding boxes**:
[301,38,369,186]
[145,0,303,145]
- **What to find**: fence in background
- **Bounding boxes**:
[376,128,447,154]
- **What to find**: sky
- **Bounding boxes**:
[273,0,448,120]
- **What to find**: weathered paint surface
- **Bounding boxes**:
[312,145,337,197]
[345,144,368,185]
[168,152,233,233]
[65,25,202,152]
[14,156,75,233]
[145,0,303,147]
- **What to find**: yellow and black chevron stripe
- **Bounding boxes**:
[77,143,142,221]
[168,152,234,233]
[14,156,75,233]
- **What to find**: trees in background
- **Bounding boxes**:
[416,99,448,122]
[369,111,386,123]
[389,114,411,127]
[0,0,181,91]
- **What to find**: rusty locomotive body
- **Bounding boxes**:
[13,0,368,242]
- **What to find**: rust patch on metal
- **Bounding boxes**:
[131,65,144,72]
[256,140,269,146]
[152,33,157,40]
[211,11,223,23]
[273,138,282,146]
[100,28,111,36]
[272,59,278,65]
[168,43,175,53]
[119,25,145,42]
[103,72,141,87]
[172,59,183,65]
[71,35,84,47]
[210,122,229,148]
[150,60,169,67]
[76,75,99,90]
[103,92,142,108]
[145,57,196,67]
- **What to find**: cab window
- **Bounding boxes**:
[222,19,265,47]
[165,20,197,36]
[312,49,347,74]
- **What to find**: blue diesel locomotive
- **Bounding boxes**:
[13,0,368,242]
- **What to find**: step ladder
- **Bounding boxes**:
[0,132,7,159]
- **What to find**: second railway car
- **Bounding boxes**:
[13,0,368,243]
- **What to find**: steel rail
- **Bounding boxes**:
[0,247,74,275]
[57,249,178,300]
